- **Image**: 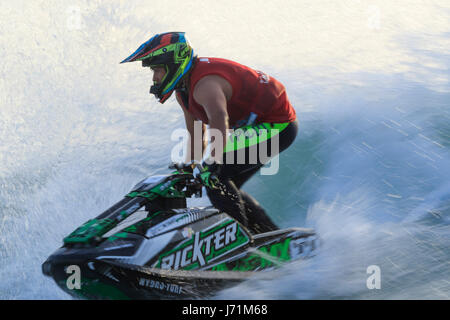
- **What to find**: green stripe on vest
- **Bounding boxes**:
[224,122,290,152]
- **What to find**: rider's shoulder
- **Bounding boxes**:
[194,75,232,102]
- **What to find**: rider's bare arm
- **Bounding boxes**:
[176,93,207,162]
[193,75,233,163]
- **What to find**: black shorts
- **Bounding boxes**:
[214,119,299,187]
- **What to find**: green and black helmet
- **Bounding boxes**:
[121,32,196,103]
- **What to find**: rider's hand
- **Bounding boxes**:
[193,161,221,189]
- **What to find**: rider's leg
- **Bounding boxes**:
[206,120,298,234]
[240,190,279,233]
[231,121,299,233]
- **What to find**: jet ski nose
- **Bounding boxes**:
[42,260,53,277]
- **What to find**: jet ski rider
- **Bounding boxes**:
[121,32,298,234]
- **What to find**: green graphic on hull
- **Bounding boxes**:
[127,178,185,199]
[107,212,164,242]
[107,231,129,242]
[210,237,292,271]
[64,218,116,244]
[156,220,249,270]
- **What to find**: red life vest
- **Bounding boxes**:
[177,57,296,127]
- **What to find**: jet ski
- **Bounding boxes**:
[42,163,319,300]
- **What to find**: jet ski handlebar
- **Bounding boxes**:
[168,160,205,173]
[168,161,208,195]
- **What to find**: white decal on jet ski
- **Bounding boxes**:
[138,278,183,294]
[104,243,135,251]
[160,221,240,270]
[145,208,219,239]
[289,235,318,259]
[97,231,177,266]
[182,227,194,238]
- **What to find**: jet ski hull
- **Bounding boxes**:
[43,227,318,300]
[42,172,319,299]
